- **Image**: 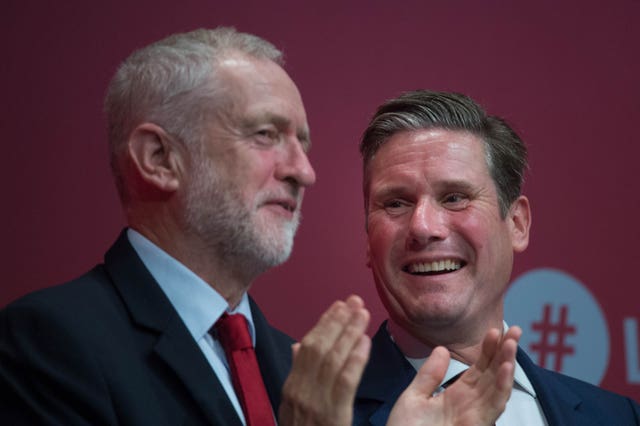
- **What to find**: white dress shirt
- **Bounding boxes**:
[128,229,254,425]
[397,322,548,425]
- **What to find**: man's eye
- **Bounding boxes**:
[383,200,409,214]
[256,129,276,138]
[442,193,469,209]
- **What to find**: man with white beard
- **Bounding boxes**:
[0,26,323,425]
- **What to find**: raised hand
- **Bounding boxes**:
[387,326,522,426]
[279,295,371,426]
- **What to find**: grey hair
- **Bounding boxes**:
[360,90,527,218]
[104,27,283,202]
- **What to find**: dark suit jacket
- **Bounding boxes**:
[0,231,293,425]
[354,322,640,426]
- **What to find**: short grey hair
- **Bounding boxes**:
[104,27,283,202]
[360,90,527,218]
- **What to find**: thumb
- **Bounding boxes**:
[407,346,450,397]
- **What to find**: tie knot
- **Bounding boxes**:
[215,313,253,351]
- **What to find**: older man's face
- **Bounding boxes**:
[184,54,315,273]
[365,129,529,339]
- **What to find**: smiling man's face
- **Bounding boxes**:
[365,128,528,338]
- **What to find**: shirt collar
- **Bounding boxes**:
[393,319,536,397]
[127,228,256,344]
[503,321,536,397]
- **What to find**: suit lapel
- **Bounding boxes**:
[250,297,294,418]
[104,230,242,426]
[355,321,416,426]
[153,319,241,425]
[517,348,596,426]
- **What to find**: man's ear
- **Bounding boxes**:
[509,195,531,253]
[366,242,372,268]
[127,123,183,193]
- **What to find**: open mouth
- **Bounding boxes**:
[403,259,465,276]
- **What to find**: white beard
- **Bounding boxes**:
[184,155,300,276]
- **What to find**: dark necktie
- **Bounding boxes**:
[432,370,465,396]
[214,313,275,426]
[442,370,465,389]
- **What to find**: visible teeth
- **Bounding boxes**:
[408,259,461,273]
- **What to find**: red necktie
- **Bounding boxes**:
[214,313,275,426]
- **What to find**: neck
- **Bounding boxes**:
[129,220,255,309]
[388,315,504,365]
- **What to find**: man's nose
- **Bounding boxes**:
[276,138,316,187]
[406,199,449,249]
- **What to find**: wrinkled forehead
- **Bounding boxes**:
[364,128,488,170]
[214,53,308,126]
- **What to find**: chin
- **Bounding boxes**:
[255,233,295,267]
[402,301,463,326]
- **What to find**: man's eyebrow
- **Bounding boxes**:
[369,179,477,199]
[432,179,476,193]
[370,185,411,201]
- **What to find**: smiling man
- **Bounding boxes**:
[353,90,640,425]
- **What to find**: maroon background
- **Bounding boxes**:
[3,0,638,401]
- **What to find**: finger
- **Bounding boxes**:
[317,306,370,387]
[495,353,516,394]
[504,325,522,340]
[284,300,354,407]
[495,335,518,390]
[502,325,522,347]
[485,329,519,413]
[331,334,372,406]
[280,299,366,425]
[345,294,365,310]
[407,346,450,398]
[475,328,501,372]
[492,326,521,368]
[488,360,515,413]
[295,300,353,370]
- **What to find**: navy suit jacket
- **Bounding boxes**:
[0,231,293,425]
[354,322,640,426]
